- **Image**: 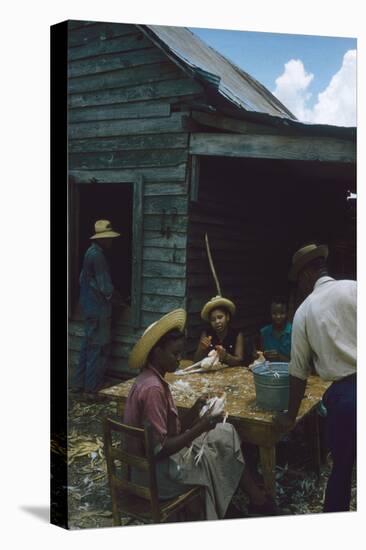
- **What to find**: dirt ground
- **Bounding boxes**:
[55,392,356,530]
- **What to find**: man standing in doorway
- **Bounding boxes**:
[274,243,356,513]
[72,219,120,396]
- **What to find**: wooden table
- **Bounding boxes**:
[100,364,330,497]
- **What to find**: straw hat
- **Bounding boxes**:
[289,243,329,281]
[90,219,120,239]
[128,309,187,370]
[201,295,236,322]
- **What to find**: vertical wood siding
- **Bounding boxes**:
[67,21,204,377]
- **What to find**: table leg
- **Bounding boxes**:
[259,446,276,498]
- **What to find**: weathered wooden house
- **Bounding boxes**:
[67,21,356,379]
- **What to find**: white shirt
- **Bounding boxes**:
[289,276,357,381]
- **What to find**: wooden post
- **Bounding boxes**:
[131,174,144,328]
[189,155,200,202]
[68,179,80,318]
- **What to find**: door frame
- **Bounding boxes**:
[68,175,144,328]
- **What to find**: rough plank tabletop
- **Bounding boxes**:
[101,361,331,425]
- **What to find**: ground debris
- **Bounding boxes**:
[66,393,356,529]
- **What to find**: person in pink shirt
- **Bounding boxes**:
[123,309,277,520]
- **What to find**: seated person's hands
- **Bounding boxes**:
[198,335,212,351]
[201,410,225,431]
[192,394,208,414]
[215,345,227,362]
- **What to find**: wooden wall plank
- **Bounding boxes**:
[144,195,188,215]
[69,77,202,107]
[68,101,171,123]
[142,247,186,264]
[190,133,356,163]
[69,133,189,153]
[68,32,153,61]
[68,22,136,48]
[191,111,288,136]
[144,182,188,196]
[69,165,187,184]
[143,214,188,232]
[143,230,186,249]
[68,112,186,139]
[69,149,187,171]
[142,260,186,278]
[68,63,181,94]
[141,311,162,327]
[143,277,186,297]
[69,48,166,78]
[142,294,186,313]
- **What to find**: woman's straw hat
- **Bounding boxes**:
[289,243,329,281]
[128,309,187,370]
[201,295,236,322]
[90,219,120,239]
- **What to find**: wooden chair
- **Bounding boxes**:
[103,416,205,525]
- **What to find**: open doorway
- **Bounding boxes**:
[69,182,133,318]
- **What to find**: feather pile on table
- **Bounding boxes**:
[176,349,230,375]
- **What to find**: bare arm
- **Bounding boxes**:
[273,375,307,432]
[193,331,211,362]
[287,375,307,420]
[220,332,245,366]
[157,414,223,459]
[180,396,207,432]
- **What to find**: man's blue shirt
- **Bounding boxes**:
[79,242,114,318]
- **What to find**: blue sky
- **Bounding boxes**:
[190,27,357,126]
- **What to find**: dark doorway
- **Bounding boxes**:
[70,183,133,315]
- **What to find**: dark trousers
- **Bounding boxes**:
[72,317,111,393]
[322,374,356,513]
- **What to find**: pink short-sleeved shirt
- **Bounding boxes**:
[123,365,181,453]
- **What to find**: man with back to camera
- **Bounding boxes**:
[274,243,356,513]
[71,219,121,396]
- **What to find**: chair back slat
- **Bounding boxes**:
[106,417,145,438]
[109,447,150,472]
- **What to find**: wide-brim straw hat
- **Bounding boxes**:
[90,219,120,239]
[128,309,187,370]
[201,295,236,322]
[289,243,329,281]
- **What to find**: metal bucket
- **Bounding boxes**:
[252,362,289,411]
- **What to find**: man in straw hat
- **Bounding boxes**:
[71,220,121,395]
[274,243,356,513]
[123,309,277,520]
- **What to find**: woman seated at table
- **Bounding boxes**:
[193,296,245,366]
[259,295,291,362]
[123,309,277,520]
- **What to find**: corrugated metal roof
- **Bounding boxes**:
[140,24,296,120]
[139,25,356,140]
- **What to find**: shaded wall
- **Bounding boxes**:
[186,155,355,355]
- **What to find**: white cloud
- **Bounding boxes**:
[272,50,356,127]
[273,59,314,121]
